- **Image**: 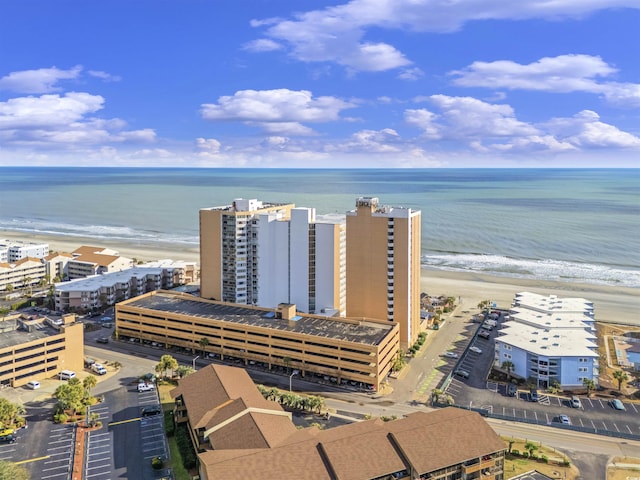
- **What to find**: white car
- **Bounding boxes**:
[137,382,156,392]
[26,380,41,390]
[91,363,107,375]
[469,346,482,354]
[443,351,459,358]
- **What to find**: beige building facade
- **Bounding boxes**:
[0,313,84,387]
[116,291,399,391]
[200,199,295,303]
[346,197,422,348]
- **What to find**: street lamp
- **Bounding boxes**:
[192,355,200,371]
[289,369,299,392]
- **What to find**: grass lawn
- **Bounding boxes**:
[503,437,579,479]
[158,381,195,480]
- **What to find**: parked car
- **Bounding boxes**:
[443,351,459,358]
[454,369,470,379]
[138,382,156,392]
[478,330,490,339]
[96,337,109,344]
[0,431,16,444]
[469,346,482,354]
[570,396,582,408]
[610,399,626,411]
[529,388,539,402]
[26,380,40,390]
[59,370,76,381]
[558,414,571,425]
[84,357,96,368]
[91,363,107,375]
[507,383,517,397]
[141,405,162,416]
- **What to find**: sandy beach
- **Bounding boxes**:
[3,231,638,326]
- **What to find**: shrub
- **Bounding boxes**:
[53,413,68,424]
[541,455,549,463]
[175,425,197,469]
[521,452,529,458]
[151,456,163,470]
[563,459,571,467]
[511,449,519,456]
[164,411,175,437]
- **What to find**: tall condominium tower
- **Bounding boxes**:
[200,199,346,315]
[346,197,421,348]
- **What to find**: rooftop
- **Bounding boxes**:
[513,292,594,314]
[510,308,595,329]
[124,292,395,346]
[497,323,598,357]
[0,315,65,349]
[55,267,166,292]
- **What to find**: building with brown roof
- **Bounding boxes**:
[0,257,46,293]
[67,245,133,279]
[172,364,506,480]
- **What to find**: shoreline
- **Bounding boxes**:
[3,230,638,326]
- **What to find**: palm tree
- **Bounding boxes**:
[198,337,210,355]
[431,388,443,405]
[524,441,539,457]
[582,378,596,396]
[501,361,514,382]
[83,375,97,394]
[155,354,179,379]
[613,370,629,391]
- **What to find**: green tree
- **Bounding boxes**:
[431,388,443,405]
[524,441,539,457]
[613,370,629,391]
[0,398,26,429]
[198,337,210,355]
[83,375,97,394]
[155,354,179,379]
[501,361,514,383]
[0,460,30,480]
[54,378,87,416]
[176,365,195,378]
[391,350,406,372]
[582,378,596,396]
[282,356,292,372]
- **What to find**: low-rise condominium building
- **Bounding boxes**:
[171,364,506,480]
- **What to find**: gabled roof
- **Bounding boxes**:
[171,364,297,448]
[198,408,506,480]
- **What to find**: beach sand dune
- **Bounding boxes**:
[3,231,638,326]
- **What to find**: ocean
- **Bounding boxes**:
[0,167,638,288]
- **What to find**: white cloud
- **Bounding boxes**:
[451,54,640,106]
[405,95,640,152]
[252,121,316,136]
[196,137,222,153]
[341,128,403,153]
[200,88,355,134]
[544,110,640,148]
[409,95,539,140]
[251,0,639,72]
[0,66,82,93]
[404,109,442,139]
[88,70,122,82]
[0,92,155,147]
[397,67,424,81]
[0,92,104,129]
[242,38,283,52]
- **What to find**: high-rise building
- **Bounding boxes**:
[346,197,421,348]
[200,199,345,315]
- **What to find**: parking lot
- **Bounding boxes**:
[442,313,640,439]
[41,424,76,480]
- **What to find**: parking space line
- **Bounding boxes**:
[630,403,639,413]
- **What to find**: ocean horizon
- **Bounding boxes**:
[1,167,638,288]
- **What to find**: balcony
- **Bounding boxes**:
[463,458,497,474]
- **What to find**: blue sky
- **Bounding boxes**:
[1,1,639,168]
